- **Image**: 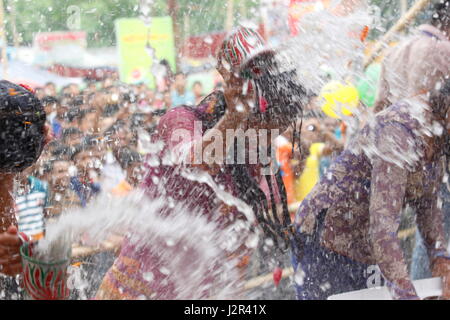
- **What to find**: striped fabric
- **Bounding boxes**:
[15,177,48,241]
[220,27,265,69]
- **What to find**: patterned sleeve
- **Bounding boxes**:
[416,159,450,262]
[157,107,201,164]
[369,122,418,299]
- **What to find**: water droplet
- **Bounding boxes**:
[143,272,154,282]
[320,282,331,292]
[245,233,259,249]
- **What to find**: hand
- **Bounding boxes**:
[0,226,23,276]
[431,257,450,299]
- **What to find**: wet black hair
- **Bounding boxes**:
[83,134,101,148]
[434,79,450,185]
[78,108,97,122]
[104,120,126,137]
[70,144,92,162]
[68,107,83,122]
[45,140,62,151]
[233,52,309,251]
[0,80,47,172]
[194,59,310,251]
[51,144,78,162]
[71,96,85,107]
[152,109,167,117]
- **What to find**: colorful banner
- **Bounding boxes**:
[288,0,330,36]
[115,17,176,88]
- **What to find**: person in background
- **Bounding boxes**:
[70,146,102,208]
[192,81,205,105]
[102,77,114,90]
[61,85,72,97]
[294,117,327,203]
[14,164,49,242]
[100,122,135,194]
[170,73,195,107]
[293,80,450,300]
[373,1,450,282]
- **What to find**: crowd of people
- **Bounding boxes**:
[17,70,213,238]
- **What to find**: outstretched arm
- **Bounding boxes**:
[0,174,16,232]
[416,160,450,299]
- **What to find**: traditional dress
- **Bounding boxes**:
[96,94,255,300]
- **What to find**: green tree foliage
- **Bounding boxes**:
[4,0,434,48]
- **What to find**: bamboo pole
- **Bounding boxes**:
[400,0,409,16]
[168,0,181,72]
[363,0,433,69]
[9,0,19,48]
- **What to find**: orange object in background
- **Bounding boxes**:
[360,25,369,42]
[110,180,133,197]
